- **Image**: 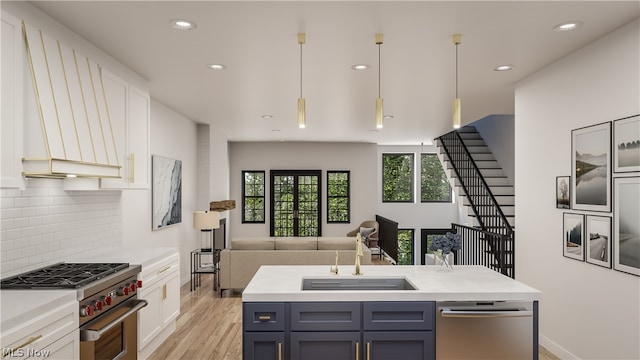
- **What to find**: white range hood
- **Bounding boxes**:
[21,21,121,179]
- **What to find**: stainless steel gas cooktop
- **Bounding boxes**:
[0,262,130,289]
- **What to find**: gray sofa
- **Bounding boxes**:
[219,236,372,291]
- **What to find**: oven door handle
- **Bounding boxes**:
[80,299,148,342]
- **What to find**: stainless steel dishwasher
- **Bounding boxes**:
[436,300,538,360]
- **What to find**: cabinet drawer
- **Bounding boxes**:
[363,302,434,331]
[243,303,285,332]
[291,302,360,331]
[139,253,179,287]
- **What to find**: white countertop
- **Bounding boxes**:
[0,289,77,331]
[66,246,178,268]
[242,265,542,302]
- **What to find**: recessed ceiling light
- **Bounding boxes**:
[494,65,514,71]
[207,64,226,70]
[553,21,583,32]
[351,64,370,71]
[262,115,273,119]
[383,115,394,119]
[170,19,197,30]
[271,129,280,132]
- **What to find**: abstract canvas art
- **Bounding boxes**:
[152,155,182,229]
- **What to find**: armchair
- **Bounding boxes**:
[347,220,379,248]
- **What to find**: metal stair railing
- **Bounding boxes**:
[452,223,514,278]
[437,130,515,278]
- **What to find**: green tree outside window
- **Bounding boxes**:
[383,153,414,202]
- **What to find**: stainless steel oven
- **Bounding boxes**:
[77,267,147,360]
[80,298,147,360]
[2,262,147,360]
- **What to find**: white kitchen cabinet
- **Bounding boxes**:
[137,253,180,360]
[1,11,24,189]
[30,329,80,360]
[1,294,79,360]
[100,70,150,190]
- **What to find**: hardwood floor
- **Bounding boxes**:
[149,262,559,360]
[148,280,243,360]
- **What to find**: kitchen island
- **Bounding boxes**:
[243,265,541,360]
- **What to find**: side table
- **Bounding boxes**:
[190,249,220,291]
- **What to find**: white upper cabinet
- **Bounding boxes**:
[1,11,25,189]
[126,85,150,189]
[1,15,150,185]
[100,70,150,190]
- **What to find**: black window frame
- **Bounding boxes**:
[382,153,415,203]
[270,170,322,237]
[326,170,350,223]
[242,170,266,223]
[420,228,453,265]
[397,228,415,265]
[420,153,452,203]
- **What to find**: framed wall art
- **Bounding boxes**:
[563,213,585,262]
[613,114,640,173]
[556,176,570,209]
[586,215,612,268]
[613,177,640,276]
[571,122,611,212]
[152,155,183,230]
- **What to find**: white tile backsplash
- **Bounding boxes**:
[0,178,123,277]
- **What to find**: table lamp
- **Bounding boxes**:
[193,210,220,252]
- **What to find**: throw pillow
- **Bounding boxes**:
[360,227,375,244]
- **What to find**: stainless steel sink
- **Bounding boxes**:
[301,277,417,291]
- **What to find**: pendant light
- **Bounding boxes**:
[375,33,384,129]
[298,33,306,129]
[452,34,461,129]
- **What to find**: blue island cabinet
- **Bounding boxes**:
[243,301,435,360]
[243,302,286,360]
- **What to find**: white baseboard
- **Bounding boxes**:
[540,333,580,359]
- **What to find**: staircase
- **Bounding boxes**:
[436,126,515,278]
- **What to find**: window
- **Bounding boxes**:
[382,153,414,202]
[242,171,265,223]
[271,170,321,237]
[327,171,350,223]
[421,153,452,202]
[397,229,414,265]
[420,228,452,265]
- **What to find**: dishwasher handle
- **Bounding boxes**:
[440,307,533,319]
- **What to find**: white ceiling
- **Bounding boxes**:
[28,1,640,145]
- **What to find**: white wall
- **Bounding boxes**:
[228,142,377,239]
[515,20,640,360]
[377,145,460,261]
[0,180,122,277]
[122,100,201,285]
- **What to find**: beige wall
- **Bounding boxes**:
[229,142,377,239]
